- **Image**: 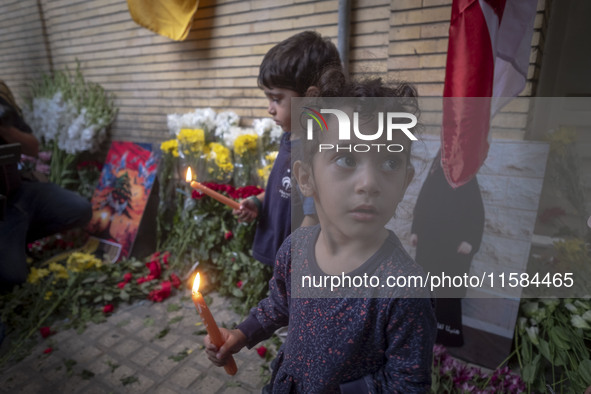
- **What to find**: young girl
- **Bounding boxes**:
[206,75,436,393]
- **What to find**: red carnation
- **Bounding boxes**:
[40,326,53,338]
[123,272,133,282]
[162,252,170,266]
[192,189,204,200]
[256,346,267,358]
[146,260,162,280]
[236,280,243,289]
[224,231,233,241]
[117,282,127,289]
[103,304,114,314]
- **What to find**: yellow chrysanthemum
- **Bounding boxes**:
[27,267,50,284]
[49,262,69,280]
[178,128,206,155]
[160,139,179,157]
[66,252,103,272]
[265,151,278,164]
[209,142,234,173]
[234,134,258,157]
[44,291,53,300]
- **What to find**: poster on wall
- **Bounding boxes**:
[86,141,158,260]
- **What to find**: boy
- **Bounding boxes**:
[209,76,437,392]
[234,31,342,267]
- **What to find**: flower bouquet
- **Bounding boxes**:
[156,108,284,313]
[23,62,117,189]
[516,298,591,393]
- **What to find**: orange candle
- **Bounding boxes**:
[186,168,241,210]
[192,273,238,376]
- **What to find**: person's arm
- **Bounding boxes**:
[340,298,436,393]
[0,125,39,157]
[236,234,290,347]
[204,235,291,367]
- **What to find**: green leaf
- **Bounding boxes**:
[549,327,570,350]
[538,339,552,362]
[120,375,139,386]
[119,290,129,302]
[168,316,183,325]
[578,359,591,383]
[155,328,169,339]
[96,275,108,283]
[80,369,95,380]
[521,354,540,383]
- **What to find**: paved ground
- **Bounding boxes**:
[0,291,268,393]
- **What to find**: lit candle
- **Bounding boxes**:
[192,273,238,376]
[186,167,241,210]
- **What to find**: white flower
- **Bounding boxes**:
[565,303,578,313]
[222,126,252,148]
[571,315,591,330]
[252,118,274,136]
[269,124,283,144]
[214,111,240,138]
[521,301,539,318]
[253,117,283,146]
[167,113,183,136]
[167,108,218,136]
[525,326,539,345]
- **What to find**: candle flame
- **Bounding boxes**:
[186,167,192,182]
[192,272,200,294]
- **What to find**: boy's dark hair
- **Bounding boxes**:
[258,31,342,95]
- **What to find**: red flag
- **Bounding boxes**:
[441,0,537,187]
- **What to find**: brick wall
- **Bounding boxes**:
[0,0,548,143]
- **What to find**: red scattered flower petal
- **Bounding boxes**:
[40,326,53,338]
[148,281,172,302]
[103,304,114,314]
[224,231,233,241]
[43,347,53,354]
[256,346,267,358]
[170,273,181,289]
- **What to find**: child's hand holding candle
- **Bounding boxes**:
[192,273,239,375]
[186,168,241,210]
